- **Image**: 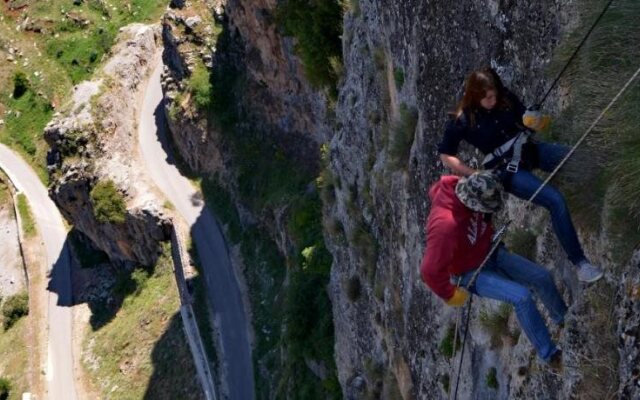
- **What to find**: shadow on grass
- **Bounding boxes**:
[143,312,205,400]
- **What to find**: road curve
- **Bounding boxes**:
[0,145,77,400]
[138,61,255,400]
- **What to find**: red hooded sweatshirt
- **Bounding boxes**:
[420,176,494,300]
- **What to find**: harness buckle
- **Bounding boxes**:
[505,161,519,173]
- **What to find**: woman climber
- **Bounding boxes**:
[437,67,603,283]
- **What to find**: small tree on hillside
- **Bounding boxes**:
[12,71,29,98]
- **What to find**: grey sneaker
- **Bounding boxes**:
[577,261,603,283]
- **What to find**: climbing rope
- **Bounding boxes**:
[449,64,640,399]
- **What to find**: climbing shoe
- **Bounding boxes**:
[548,350,563,373]
[577,261,604,283]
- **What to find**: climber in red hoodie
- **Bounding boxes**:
[420,171,566,366]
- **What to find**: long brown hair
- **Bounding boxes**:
[453,67,512,126]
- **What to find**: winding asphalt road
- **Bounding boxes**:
[0,144,77,400]
[138,61,255,400]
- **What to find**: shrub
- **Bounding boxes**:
[394,67,405,89]
[440,373,450,394]
[12,71,29,98]
[486,367,498,389]
[90,180,127,224]
[439,325,461,358]
[479,303,514,348]
[276,0,343,92]
[188,63,212,111]
[2,292,29,330]
[0,377,10,400]
[505,228,537,261]
[389,104,418,170]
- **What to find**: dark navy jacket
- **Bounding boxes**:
[438,90,527,156]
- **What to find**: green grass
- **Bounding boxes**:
[548,0,640,261]
[15,194,36,238]
[0,0,167,180]
[0,313,30,399]
[83,244,202,399]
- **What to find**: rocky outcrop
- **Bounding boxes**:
[45,24,170,267]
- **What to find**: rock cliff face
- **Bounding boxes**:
[45,24,170,267]
[326,1,640,399]
[161,0,640,398]
[161,0,330,178]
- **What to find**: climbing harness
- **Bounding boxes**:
[449,63,640,399]
[480,0,616,175]
[482,129,533,173]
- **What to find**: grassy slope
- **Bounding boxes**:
[549,0,640,264]
[82,244,203,399]
[0,0,166,182]
[0,317,29,400]
[545,1,639,397]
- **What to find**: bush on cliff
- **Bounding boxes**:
[276,0,343,94]
[90,179,127,224]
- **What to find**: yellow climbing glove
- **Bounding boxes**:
[445,288,469,307]
[522,110,551,132]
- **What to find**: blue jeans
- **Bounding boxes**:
[458,247,567,361]
[506,141,586,265]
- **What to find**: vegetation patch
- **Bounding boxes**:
[90,179,127,224]
[1,292,29,330]
[486,367,498,389]
[549,0,640,262]
[276,0,343,96]
[0,0,167,179]
[505,228,537,262]
[0,315,29,398]
[388,104,418,170]
[479,303,517,348]
[83,244,203,399]
[188,62,212,111]
[393,68,405,90]
[439,325,461,359]
[16,193,37,238]
[0,377,10,400]
[440,373,450,394]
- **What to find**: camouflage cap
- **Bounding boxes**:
[455,171,504,213]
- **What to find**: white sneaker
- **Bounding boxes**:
[577,261,603,283]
